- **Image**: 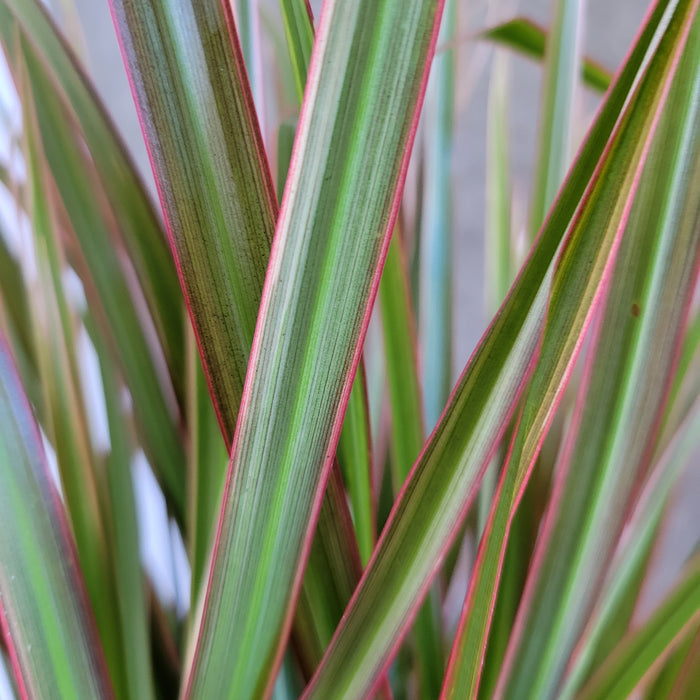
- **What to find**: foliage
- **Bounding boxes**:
[0,0,697,698]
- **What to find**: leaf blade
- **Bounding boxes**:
[481,17,612,94]
[577,553,700,700]
[0,336,113,699]
[497,8,700,694]
[302,2,684,694]
[183,1,446,696]
[108,0,278,445]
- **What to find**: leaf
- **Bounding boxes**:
[10,35,187,522]
[576,553,700,700]
[109,0,278,446]
[529,0,584,236]
[336,366,375,566]
[420,0,456,432]
[484,50,513,317]
[95,322,157,700]
[416,2,458,683]
[0,0,184,398]
[0,230,40,412]
[303,1,685,695]
[185,326,229,599]
[0,335,113,699]
[479,49,513,536]
[442,3,698,692]
[17,46,130,697]
[496,8,699,696]
[279,0,315,102]
[274,111,370,674]
[379,225,424,492]
[291,467,364,678]
[481,17,612,94]
[561,397,700,697]
[234,0,265,131]
[182,0,445,696]
[380,226,443,694]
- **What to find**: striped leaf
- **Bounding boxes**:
[529,0,584,236]
[577,552,700,700]
[495,8,699,696]
[109,0,278,446]
[0,0,184,398]
[182,0,445,696]
[303,1,684,695]
[0,336,113,699]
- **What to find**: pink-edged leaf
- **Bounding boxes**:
[108,0,278,446]
[493,6,700,697]
[0,336,113,699]
[0,0,184,401]
[181,0,446,697]
[302,1,685,696]
[577,552,700,700]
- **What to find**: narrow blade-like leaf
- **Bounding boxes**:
[303,2,684,695]
[337,367,375,566]
[380,226,443,694]
[18,49,129,696]
[481,17,612,93]
[96,324,157,700]
[274,109,371,672]
[529,0,584,236]
[109,0,278,445]
[561,397,700,697]
[183,0,446,696]
[443,5,698,691]
[497,9,699,695]
[420,0,456,432]
[12,37,187,520]
[577,553,700,700]
[0,336,112,699]
[279,0,314,102]
[0,0,184,394]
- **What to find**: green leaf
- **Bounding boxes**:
[484,50,513,317]
[442,3,698,692]
[185,326,229,600]
[0,230,39,412]
[279,0,315,103]
[0,0,185,398]
[95,323,157,700]
[497,8,700,696]
[10,35,187,522]
[182,0,445,696]
[337,366,375,566]
[18,52,129,696]
[479,49,513,535]
[380,230,424,495]
[109,0,278,446]
[561,397,700,697]
[274,110,371,671]
[420,0,456,432]
[235,0,265,126]
[0,336,112,698]
[303,1,685,695]
[576,553,700,700]
[291,466,364,678]
[481,17,612,94]
[380,226,443,695]
[530,0,583,236]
